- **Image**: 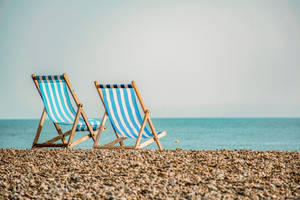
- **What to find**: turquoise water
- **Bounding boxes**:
[0,118,299,151]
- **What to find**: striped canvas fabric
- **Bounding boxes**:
[36,75,101,131]
[100,85,160,139]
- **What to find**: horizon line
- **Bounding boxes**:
[0,117,300,120]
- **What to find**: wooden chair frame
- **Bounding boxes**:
[31,73,97,148]
[93,80,166,151]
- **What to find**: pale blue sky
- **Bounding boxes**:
[0,0,299,119]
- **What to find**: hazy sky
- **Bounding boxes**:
[0,0,299,118]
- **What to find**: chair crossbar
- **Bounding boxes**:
[44,130,72,144]
[98,84,132,88]
[33,143,67,148]
[94,145,136,149]
[139,131,167,148]
[104,137,127,147]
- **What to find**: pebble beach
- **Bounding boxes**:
[0,148,299,199]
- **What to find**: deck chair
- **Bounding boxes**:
[31,73,102,148]
[93,81,167,150]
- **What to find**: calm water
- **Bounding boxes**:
[0,118,299,151]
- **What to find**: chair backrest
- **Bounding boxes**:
[34,75,77,124]
[98,84,153,138]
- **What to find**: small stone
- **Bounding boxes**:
[0,149,298,199]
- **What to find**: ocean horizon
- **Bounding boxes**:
[0,118,299,151]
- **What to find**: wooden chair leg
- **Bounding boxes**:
[135,111,149,148]
[32,109,47,148]
[53,123,67,144]
[93,113,108,147]
[67,105,82,147]
[147,118,163,151]
[111,124,124,146]
[80,109,96,141]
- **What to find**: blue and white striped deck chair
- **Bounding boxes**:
[31,73,102,148]
[93,81,166,150]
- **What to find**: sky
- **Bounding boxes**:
[0,0,299,119]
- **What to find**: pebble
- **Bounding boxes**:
[0,148,299,199]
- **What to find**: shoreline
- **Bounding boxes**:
[0,148,299,199]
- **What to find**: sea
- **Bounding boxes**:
[0,118,299,151]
